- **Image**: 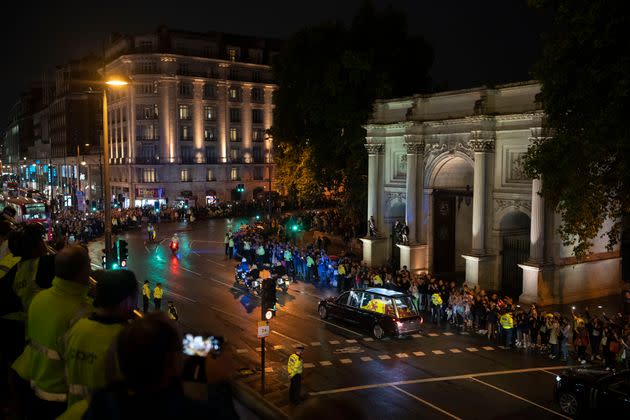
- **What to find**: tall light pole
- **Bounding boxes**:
[102,78,128,267]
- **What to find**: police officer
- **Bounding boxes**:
[61,269,138,412]
[500,309,514,348]
[431,292,443,325]
[153,283,163,311]
[142,280,151,313]
[12,245,92,419]
[287,346,304,404]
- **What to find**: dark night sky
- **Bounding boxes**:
[1,0,549,123]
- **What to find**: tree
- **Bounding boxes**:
[270,1,432,222]
[524,0,630,257]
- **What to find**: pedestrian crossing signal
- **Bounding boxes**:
[236,184,245,193]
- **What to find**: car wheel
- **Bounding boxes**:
[558,391,580,417]
[372,323,385,340]
[318,305,328,319]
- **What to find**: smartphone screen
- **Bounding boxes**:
[183,333,223,357]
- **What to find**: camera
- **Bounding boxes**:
[182,333,223,357]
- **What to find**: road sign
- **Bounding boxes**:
[257,321,270,338]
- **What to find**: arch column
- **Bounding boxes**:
[361,143,387,267]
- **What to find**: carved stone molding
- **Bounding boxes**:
[468,138,495,153]
[404,141,425,154]
[384,191,406,207]
[364,143,384,155]
[529,127,554,141]
[454,142,474,160]
[495,198,531,213]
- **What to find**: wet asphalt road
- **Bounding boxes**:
[86,218,575,419]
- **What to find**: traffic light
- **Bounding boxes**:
[236,183,245,193]
[261,278,277,319]
[291,224,299,232]
[117,239,129,267]
[255,214,261,220]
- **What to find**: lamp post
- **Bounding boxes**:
[101,78,129,268]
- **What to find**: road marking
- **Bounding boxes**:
[482,346,495,351]
[541,369,560,377]
[236,349,248,354]
[392,385,462,420]
[90,263,102,270]
[180,266,201,276]
[469,377,571,419]
[363,337,374,342]
[255,347,262,352]
[144,245,150,253]
[413,351,426,357]
[309,341,321,346]
[443,332,454,336]
[466,347,479,352]
[320,361,332,366]
[361,356,373,362]
[271,330,307,347]
[378,355,391,360]
[340,358,352,364]
[306,315,364,337]
[304,363,315,368]
[264,367,273,373]
[168,290,197,303]
[461,331,470,335]
[206,258,226,268]
[449,349,462,353]
[432,350,445,355]
[428,333,439,337]
[329,340,340,345]
[411,333,422,338]
[396,353,409,358]
[309,366,568,396]
[346,339,357,343]
[273,345,285,350]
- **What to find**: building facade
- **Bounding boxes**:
[102,27,280,208]
[363,81,622,304]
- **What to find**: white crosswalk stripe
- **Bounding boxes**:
[320,361,332,366]
[255,347,262,352]
[236,349,248,354]
[361,356,373,362]
[304,363,315,368]
[449,348,462,353]
[466,347,479,352]
[265,367,273,373]
[428,333,439,337]
[340,358,352,364]
[309,341,321,346]
[413,351,426,356]
[346,339,357,343]
[329,340,340,345]
[432,350,445,355]
[482,346,495,351]
[443,332,454,336]
[378,355,391,360]
[273,345,285,350]
[396,353,409,358]
[411,333,422,338]
[363,337,374,342]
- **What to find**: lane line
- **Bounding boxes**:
[392,385,462,420]
[306,315,364,337]
[90,263,102,270]
[411,334,422,338]
[470,377,571,419]
[363,338,374,342]
[428,333,439,337]
[346,339,357,343]
[443,332,454,336]
[308,366,568,396]
[264,367,273,373]
[206,258,226,268]
[271,330,308,347]
[144,245,150,253]
[255,347,262,352]
[169,290,197,303]
[482,346,495,351]
[273,345,285,350]
[181,266,201,276]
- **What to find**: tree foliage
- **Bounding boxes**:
[524,0,630,257]
[270,1,432,222]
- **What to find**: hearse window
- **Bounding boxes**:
[347,291,362,308]
[336,292,350,305]
[361,294,395,316]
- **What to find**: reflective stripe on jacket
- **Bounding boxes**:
[431,293,443,306]
[500,313,514,329]
[287,353,303,377]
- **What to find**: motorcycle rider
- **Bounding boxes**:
[246,263,259,289]
[235,258,249,284]
[170,233,179,254]
[147,223,156,242]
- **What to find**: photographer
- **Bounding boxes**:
[84,313,237,419]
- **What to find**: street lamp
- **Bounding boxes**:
[101,76,129,268]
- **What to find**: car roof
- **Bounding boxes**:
[362,287,406,297]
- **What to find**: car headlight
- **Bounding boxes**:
[556,376,561,383]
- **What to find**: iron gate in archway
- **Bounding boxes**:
[501,236,529,299]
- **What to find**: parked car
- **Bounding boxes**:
[554,367,630,417]
[318,287,423,339]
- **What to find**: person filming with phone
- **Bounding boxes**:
[83,313,237,419]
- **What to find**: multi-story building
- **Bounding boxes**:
[103,26,281,208]
[3,84,44,170]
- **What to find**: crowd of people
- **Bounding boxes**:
[0,213,239,419]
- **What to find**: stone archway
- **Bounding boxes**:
[428,154,474,280]
[499,210,531,298]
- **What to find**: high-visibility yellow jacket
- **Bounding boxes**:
[57,398,89,420]
[63,316,124,407]
[431,293,443,306]
[0,251,20,279]
[142,284,150,298]
[306,256,315,267]
[373,275,383,286]
[287,353,303,378]
[12,276,91,402]
[500,313,514,329]
[337,264,346,276]
[153,286,163,299]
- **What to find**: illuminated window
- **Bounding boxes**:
[207,168,215,181]
[180,168,191,182]
[142,168,157,183]
[179,105,191,120]
[230,147,240,163]
[230,167,239,181]
[228,87,241,101]
[204,106,216,120]
[204,126,216,141]
[229,127,241,142]
[252,128,265,142]
[180,125,191,141]
[227,48,238,62]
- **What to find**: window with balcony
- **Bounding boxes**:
[228,87,241,102]
[180,125,192,141]
[179,104,191,120]
[138,124,159,140]
[251,87,263,102]
[205,146,217,164]
[138,145,157,164]
[178,63,191,76]
[204,126,216,141]
[252,109,263,124]
[207,168,215,181]
[135,83,158,95]
[137,104,159,120]
[229,127,241,142]
[137,61,157,74]
[229,67,239,80]
[230,146,240,163]
[227,47,239,62]
[179,82,193,97]
[253,166,264,180]
[203,83,216,99]
[142,168,157,183]
[204,106,216,121]
[139,40,153,52]
[253,145,263,163]
[229,108,241,123]
[180,168,191,182]
[252,128,265,142]
[180,146,194,164]
[230,167,240,181]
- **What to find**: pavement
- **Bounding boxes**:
[84,217,619,419]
